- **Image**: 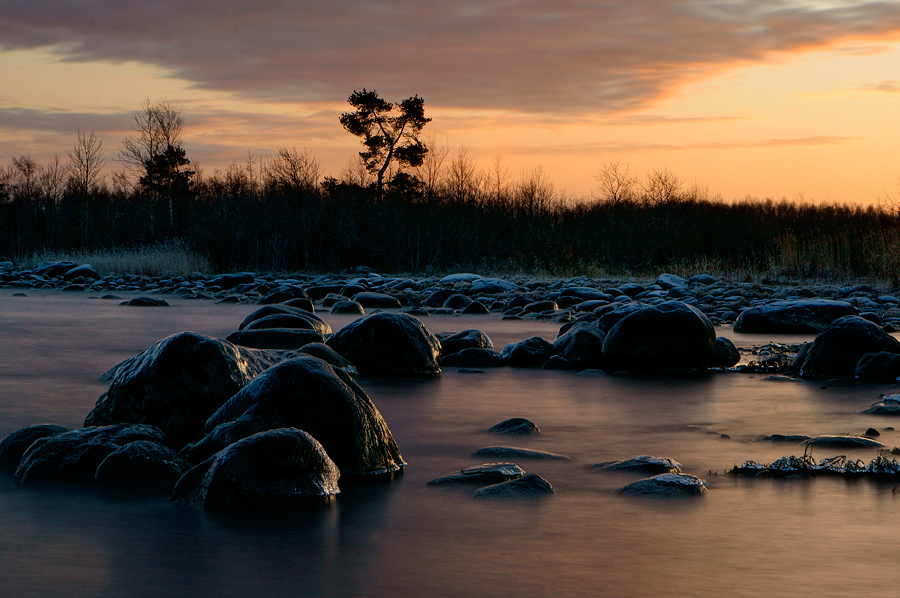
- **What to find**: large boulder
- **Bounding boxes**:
[172,428,340,511]
[601,301,716,370]
[195,356,405,476]
[0,424,70,475]
[94,440,190,496]
[326,313,441,376]
[226,328,324,350]
[238,306,331,336]
[85,332,285,448]
[14,424,167,487]
[792,316,900,378]
[855,352,900,382]
[553,321,605,367]
[734,299,857,334]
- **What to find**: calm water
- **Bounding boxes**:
[1,290,898,598]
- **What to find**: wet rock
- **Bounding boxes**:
[488,418,541,436]
[86,332,285,448]
[94,440,190,496]
[552,321,605,368]
[352,291,401,309]
[761,434,811,443]
[297,342,357,374]
[616,473,708,497]
[225,328,324,350]
[524,300,558,314]
[500,336,555,368]
[427,463,525,486]
[331,300,365,315]
[326,312,441,376]
[14,424,167,487]
[461,301,491,315]
[243,313,325,331]
[0,424,70,475]
[733,299,857,334]
[200,356,405,476]
[864,427,880,438]
[281,297,315,312]
[257,287,310,305]
[443,294,474,310]
[793,316,900,378]
[424,289,456,307]
[601,301,716,371]
[437,329,494,355]
[470,473,554,499]
[855,352,900,382]
[239,305,331,336]
[808,435,885,449]
[441,348,504,368]
[709,336,741,368]
[862,395,900,415]
[172,428,340,511]
[592,455,682,475]
[471,446,570,460]
[207,272,255,291]
[120,297,170,307]
[558,287,612,302]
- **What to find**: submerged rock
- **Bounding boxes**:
[172,428,340,511]
[471,446,569,460]
[807,435,884,449]
[120,297,169,307]
[862,395,900,416]
[592,455,682,475]
[616,473,708,497]
[471,473,554,499]
[427,463,525,486]
[488,418,541,436]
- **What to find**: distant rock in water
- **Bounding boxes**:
[734,299,857,334]
[488,418,541,436]
[616,473,708,497]
[437,329,494,356]
[326,312,441,376]
[592,455,682,475]
[471,446,569,460]
[471,473,554,499]
[807,435,884,449]
[862,394,900,416]
[500,336,555,368]
[120,297,169,307]
[226,328,324,350]
[172,428,341,511]
[427,463,525,486]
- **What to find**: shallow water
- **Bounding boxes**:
[1,290,898,598]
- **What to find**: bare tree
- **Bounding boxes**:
[10,155,41,204]
[41,155,66,208]
[67,130,105,198]
[414,132,449,201]
[444,145,480,205]
[263,147,321,195]
[641,167,683,206]
[594,160,637,207]
[489,155,510,205]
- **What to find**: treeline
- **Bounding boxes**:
[2,133,900,281]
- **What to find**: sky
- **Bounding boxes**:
[1,0,899,205]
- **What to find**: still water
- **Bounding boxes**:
[1,290,899,598]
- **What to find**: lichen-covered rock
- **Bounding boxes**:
[172,428,340,511]
[427,463,525,486]
[86,332,285,448]
[616,473,708,497]
[601,301,716,370]
[14,424,167,487]
[792,316,900,378]
[734,299,857,334]
[326,312,441,376]
[199,356,405,476]
[471,473,554,499]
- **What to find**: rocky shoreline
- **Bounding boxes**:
[4,260,900,506]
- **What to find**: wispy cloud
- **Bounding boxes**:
[2,1,899,114]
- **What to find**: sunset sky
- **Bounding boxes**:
[2,1,899,204]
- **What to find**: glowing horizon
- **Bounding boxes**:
[2,1,899,205]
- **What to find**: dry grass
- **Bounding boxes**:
[17,240,212,277]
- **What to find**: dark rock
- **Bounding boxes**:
[297,342,357,373]
[326,313,441,376]
[616,473,708,497]
[592,455,682,475]
[94,440,189,496]
[461,301,490,315]
[793,316,900,378]
[441,348,504,368]
[172,428,340,511]
[443,294,474,310]
[762,434,811,442]
[500,336,555,368]
[332,300,365,315]
[238,305,331,336]
[424,289,457,307]
[257,287,310,305]
[207,272,255,291]
[0,424,70,475]
[734,299,857,334]
[709,336,740,367]
[655,273,688,289]
[855,352,900,382]
[14,424,167,487]
[120,297,170,307]
[63,264,102,281]
[471,446,569,460]
[558,287,612,302]
[243,313,325,331]
[427,462,525,486]
[32,261,77,278]
[864,427,880,438]
[353,291,401,309]
[524,300,557,314]
[862,396,900,415]
[281,297,315,312]
[552,321,605,367]
[470,278,519,294]
[471,473,554,499]
[226,328,324,350]
[437,329,494,355]
[688,274,717,286]
[488,418,540,436]
[595,303,646,333]
[601,301,716,371]
[200,356,405,476]
[86,332,285,448]
[808,435,885,449]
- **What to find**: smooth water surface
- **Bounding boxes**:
[1,289,898,598]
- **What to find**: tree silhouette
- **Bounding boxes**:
[340,89,430,202]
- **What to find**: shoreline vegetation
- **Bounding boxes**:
[2,97,899,283]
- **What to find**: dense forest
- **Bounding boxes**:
[2,98,900,282]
